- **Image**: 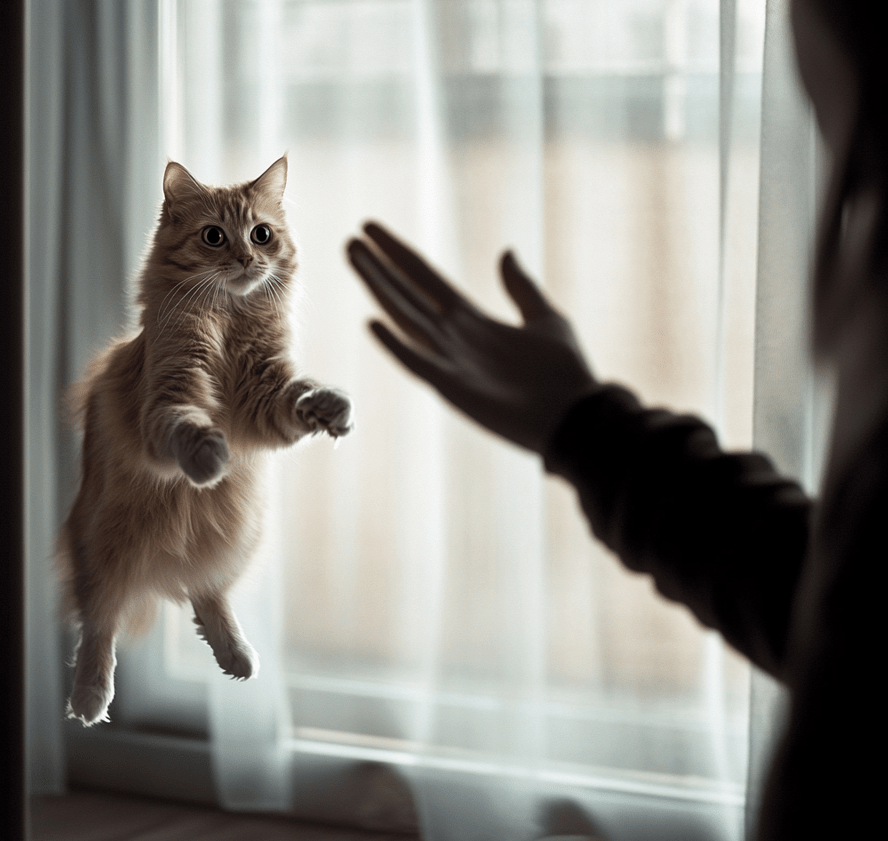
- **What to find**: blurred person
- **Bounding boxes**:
[346,1,882,838]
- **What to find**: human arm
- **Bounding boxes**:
[545,384,812,678]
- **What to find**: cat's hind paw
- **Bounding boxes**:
[67,682,113,727]
[216,638,260,680]
[295,387,354,439]
[193,616,259,680]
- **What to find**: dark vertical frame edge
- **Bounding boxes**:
[1,0,27,838]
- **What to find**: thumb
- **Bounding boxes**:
[500,251,555,324]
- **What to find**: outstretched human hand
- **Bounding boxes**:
[346,222,598,455]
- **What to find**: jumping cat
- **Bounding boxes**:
[57,156,353,726]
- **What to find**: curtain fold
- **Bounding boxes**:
[25,0,67,797]
[403,4,552,837]
[26,2,823,840]
[746,0,821,836]
[208,462,293,810]
[26,0,168,794]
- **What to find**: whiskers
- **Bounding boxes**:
[261,271,289,312]
[153,266,290,338]
[155,269,224,337]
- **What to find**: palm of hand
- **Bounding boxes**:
[347,223,597,453]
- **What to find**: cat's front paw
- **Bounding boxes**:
[295,388,354,439]
[171,423,230,486]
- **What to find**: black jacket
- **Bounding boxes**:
[545,383,880,840]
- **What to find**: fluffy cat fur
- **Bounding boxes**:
[57,156,353,726]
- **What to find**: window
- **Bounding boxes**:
[30,2,816,839]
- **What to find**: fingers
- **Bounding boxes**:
[368,320,451,387]
[500,251,555,324]
[348,238,447,352]
[362,222,468,313]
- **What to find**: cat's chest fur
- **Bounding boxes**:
[143,302,292,445]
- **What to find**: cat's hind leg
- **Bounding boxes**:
[64,538,135,726]
[67,624,117,726]
[191,592,259,680]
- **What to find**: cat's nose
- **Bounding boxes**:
[237,254,253,268]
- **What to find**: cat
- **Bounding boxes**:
[57,155,353,726]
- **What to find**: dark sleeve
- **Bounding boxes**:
[544,383,812,679]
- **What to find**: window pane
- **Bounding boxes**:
[163,0,762,792]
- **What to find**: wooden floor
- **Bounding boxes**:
[29,790,421,841]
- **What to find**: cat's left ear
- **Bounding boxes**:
[251,155,288,203]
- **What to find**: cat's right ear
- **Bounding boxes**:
[251,156,288,204]
[163,161,205,216]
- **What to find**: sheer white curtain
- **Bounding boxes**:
[26,0,165,796]
[27,2,823,840]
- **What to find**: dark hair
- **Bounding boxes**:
[808,0,888,354]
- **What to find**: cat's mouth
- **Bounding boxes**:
[224,266,266,297]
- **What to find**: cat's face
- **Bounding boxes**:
[157,156,296,300]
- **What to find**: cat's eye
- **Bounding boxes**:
[201,226,226,247]
[251,225,272,245]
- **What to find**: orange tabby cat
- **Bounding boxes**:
[57,156,353,726]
